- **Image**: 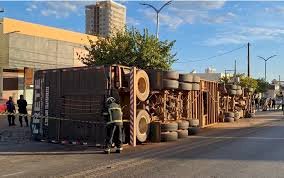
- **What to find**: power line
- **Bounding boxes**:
[176,44,246,63]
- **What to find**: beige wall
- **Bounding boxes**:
[0,24,9,67]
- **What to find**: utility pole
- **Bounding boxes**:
[234,60,237,83]
[247,43,250,77]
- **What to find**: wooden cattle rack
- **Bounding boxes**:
[186,80,219,128]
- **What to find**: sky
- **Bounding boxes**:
[1,1,284,82]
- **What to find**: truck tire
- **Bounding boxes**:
[178,120,189,130]
[136,109,151,143]
[188,127,200,135]
[189,119,199,127]
[163,79,179,90]
[236,89,243,95]
[161,122,178,132]
[224,112,234,117]
[192,83,200,91]
[179,74,193,83]
[224,117,234,122]
[177,130,188,139]
[229,89,237,95]
[147,70,162,90]
[237,85,242,90]
[163,71,179,80]
[161,131,178,142]
[231,85,237,90]
[136,70,150,101]
[179,82,192,91]
[192,75,201,83]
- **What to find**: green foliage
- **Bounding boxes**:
[79,28,177,70]
[219,73,258,89]
[255,78,269,93]
[239,76,258,89]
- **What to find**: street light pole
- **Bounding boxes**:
[258,55,277,81]
[140,1,172,39]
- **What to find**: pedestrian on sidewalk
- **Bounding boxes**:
[17,95,29,127]
[6,96,16,126]
[272,98,276,111]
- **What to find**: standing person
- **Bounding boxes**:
[272,98,276,111]
[268,98,272,110]
[103,96,123,154]
[281,92,284,111]
[17,95,29,127]
[255,97,259,111]
[6,96,16,126]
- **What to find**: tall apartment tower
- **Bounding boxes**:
[85,0,126,37]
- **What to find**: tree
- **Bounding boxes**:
[219,73,258,89]
[239,76,258,89]
[255,78,269,93]
[78,28,177,70]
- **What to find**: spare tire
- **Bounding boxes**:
[224,117,234,122]
[229,90,237,95]
[236,89,243,95]
[163,79,179,90]
[224,112,234,117]
[177,130,188,139]
[189,119,199,127]
[179,74,193,83]
[231,85,237,90]
[136,109,151,142]
[163,71,179,80]
[248,88,254,92]
[188,127,200,135]
[192,83,200,91]
[237,85,242,90]
[136,70,150,101]
[179,82,192,91]
[178,120,189,130]
[161,122,178,132]
[192,75,201,83]
[161,131,178,142]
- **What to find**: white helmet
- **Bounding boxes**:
[106,97,116,104]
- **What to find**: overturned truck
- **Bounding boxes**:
[31,65,221,146]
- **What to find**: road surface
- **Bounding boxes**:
[1,111,284,177]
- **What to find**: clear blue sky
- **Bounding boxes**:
[1,1,284,82]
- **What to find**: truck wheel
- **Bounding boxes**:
[179,74,193,83]
[231,85,237,90]
[161,122,178,132]
[188,127,200,135]
[192,75,201,83]
[163,71,179,80]
[224,112,234,117]
[161,131,178,142]
[236,89,242,95]
[248,88,254,92]
[179,82,192,91]
[136,109,151,143]
[177,130,188,138]
[237,85,242,90]
[189,119,199,127]
[178,120,189,130]
[229,90,237,95]
[163,79,179,90]
[136,70,150,101]
[192,83,200,91]
[224,117,234,122]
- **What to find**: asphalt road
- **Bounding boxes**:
[1,111,284,178]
